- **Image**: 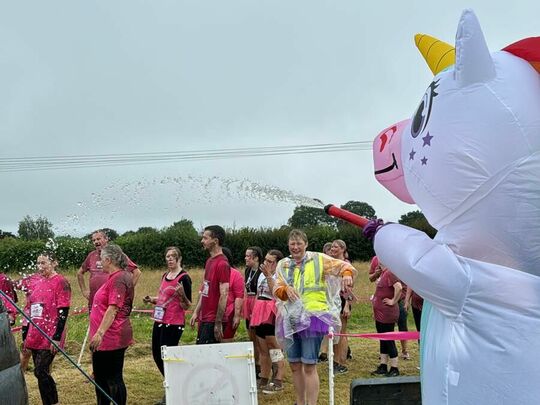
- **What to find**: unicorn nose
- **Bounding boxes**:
[373,119,415,204]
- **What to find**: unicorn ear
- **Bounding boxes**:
[454,9,496,87]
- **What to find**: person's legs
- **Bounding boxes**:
[289,362,306,405]
[92,350,111,405]
[152,323,164,375]
[256,335,271,387]
[32,349,58,405]
[397,300,409,359]
[108,348,128,405]
[413,307,422,332]
[334,314,348,367]
[304,363,320,405]
[247,327,261,376]
[196,322,217,345]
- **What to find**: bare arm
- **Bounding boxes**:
[190,293,202,327]
[89,304,118,351]
[132,267,142,286]
[232,296,243,329]
[404,287,413,311]
[369,266,383,283]
[214,282,229,341]
[383,282,402,306]
[77,266,89,300]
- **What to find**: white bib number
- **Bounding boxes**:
[153,306,165,321]
[201,280,210,297]
[31,303,44,319]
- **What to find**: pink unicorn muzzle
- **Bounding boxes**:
[373,119,415,204]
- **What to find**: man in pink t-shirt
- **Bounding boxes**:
[77,229,141,308]
[190,225,230,344]
[221,247,245,342]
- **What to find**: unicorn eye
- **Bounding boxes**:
[411,80,438,138]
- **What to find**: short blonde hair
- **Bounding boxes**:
[288,229,308,244]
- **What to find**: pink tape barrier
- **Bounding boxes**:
[335,331,420,341]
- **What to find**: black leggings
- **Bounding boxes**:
[375,321,398,359]
[32,349,58,405]
[92,348,127,405]
[152,322,184,376]
[413,307,422,332]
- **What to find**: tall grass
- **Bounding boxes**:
[16,262,419,404]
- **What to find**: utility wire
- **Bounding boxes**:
[0,141,372,173]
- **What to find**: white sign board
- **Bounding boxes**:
[162,342,258,405]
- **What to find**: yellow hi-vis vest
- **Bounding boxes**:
[286,253,328,313]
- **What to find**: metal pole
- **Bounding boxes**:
[1,290,118,405]
[77,325,90,366]
[328,326,334,405]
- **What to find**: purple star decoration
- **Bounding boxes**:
[422,132,433,147]
[421,156,428,165]
[409,149,416,160]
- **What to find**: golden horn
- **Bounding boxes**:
[415,34,455,75]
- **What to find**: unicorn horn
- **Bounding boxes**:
[415,34,455,75]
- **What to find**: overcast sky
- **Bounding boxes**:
[1,0,538,236]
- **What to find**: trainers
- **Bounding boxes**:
[262,383,284,394]
[371,364,388,375]
[386,367,400,377]
[401,352,410,360]
[333,363,348,374]
[317,353,328,363]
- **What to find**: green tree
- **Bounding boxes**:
[399,210,437,238]
[288,205,337,228]
[18,215,55,240]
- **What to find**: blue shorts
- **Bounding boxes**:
[286,334,324,364]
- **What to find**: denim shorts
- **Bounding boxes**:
[286,333,324,364]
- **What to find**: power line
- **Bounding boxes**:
[0,141,372,172]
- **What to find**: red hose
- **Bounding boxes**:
[324,204,369,229]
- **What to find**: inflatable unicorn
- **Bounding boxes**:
[371,9,540,404]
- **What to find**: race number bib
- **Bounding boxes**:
[30,303,44,319]
[153,306,165,321]
[201,280,210,297]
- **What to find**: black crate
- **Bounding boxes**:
[350,376,421,405]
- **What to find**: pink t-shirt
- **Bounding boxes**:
[0,273,17,316]
[25,274,71,350]
[82,250,138,307]
[90,270,134,351]
[372,270,400,324]
[153,271,192,325]
[200,254,230,322]
[224,267,244,322]
[15,273,43,326]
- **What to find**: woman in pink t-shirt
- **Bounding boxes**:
[369,256,402,377]
[143,247,192,378]
[25,251,71,405]
[89,244,134,405]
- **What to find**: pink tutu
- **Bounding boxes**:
[250,299,277,327]
[243,295,257,320]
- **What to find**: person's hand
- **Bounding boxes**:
[89,331,103,352]
[189,312,198,328]
[82,289,90,300]
[50,340,61,354]
[261,261,273,277]
[362,218,385,242]
[382,298,395,306]
[143,295,152,304]
[286,286,300,302]
[232,314,241,330]
[341,275,353,293]
[214,321,223,342]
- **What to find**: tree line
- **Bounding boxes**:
[0,202,436,272]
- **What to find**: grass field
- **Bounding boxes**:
[16,261,420,405]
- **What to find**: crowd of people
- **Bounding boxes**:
[0,226,423,405]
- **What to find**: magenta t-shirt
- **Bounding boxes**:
[224,267,244,322]
[200,254,230,322]
[25,274,71,350]
[372,270,400,324]
[82,250,138,307]
[153,271,192,325]
[90,270,134,351]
